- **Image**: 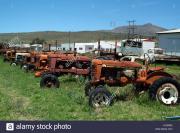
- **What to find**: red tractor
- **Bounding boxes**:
[39,53,91,88]
[85,55,180,107]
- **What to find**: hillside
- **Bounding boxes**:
[111,23,167,36]
[0,31,124,44]
[0,23,167,44]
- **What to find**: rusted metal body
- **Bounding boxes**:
[2,47,30,62]
[39,53,91,88]
[87,58,180,107]
[3,50,16,61]
[49,54,90,74]
[0,44,10,55]
[0,48,10,55]
[37,53,91,77]
[22,51,53,72]
[90,59,171,88]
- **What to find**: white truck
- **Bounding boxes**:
[121,48,165,62]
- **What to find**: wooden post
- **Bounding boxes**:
[55,40,57,51]
[98,39,101,56]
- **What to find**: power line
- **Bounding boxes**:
[128,20,136,39]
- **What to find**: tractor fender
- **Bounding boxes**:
[145,71,173,85]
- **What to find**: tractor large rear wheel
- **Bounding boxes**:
[149,77,180,105]
[40,74,60,88]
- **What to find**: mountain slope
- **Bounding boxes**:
[112,23,167,36]
[0,31,123,43]
[0,23,167,43]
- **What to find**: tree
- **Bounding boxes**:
[31,38,45,45]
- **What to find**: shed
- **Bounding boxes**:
[157,29,180,56]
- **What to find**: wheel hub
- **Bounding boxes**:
[157,83,178,105]
[93,93,110,107]
[12,63,16,66]
[46,80,55,88]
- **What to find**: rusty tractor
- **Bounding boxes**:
[3,49,16,62]
[20,51,51,73]
[10,52,31,66]
[39,53,91,88]
[85,54,180,107]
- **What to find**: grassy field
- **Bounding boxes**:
[0,57,180,120]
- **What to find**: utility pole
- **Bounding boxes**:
[69,31,71,51]
[128,20,136,39]
[55,40,57,51]
[98,39,101,56]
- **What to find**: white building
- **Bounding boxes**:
[47,41,121,54]
[49,43,74,51]
[31,44,43,51]
[49,44,62,51]
[61,43,74,51]
[21,44,30,48]
[75,42,96,53]
[94,41,121,51]
[157,29,180,56]
[142,39,156,53]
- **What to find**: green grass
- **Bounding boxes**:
[0,58,180,120]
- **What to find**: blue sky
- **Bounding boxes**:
[0,0,179,33]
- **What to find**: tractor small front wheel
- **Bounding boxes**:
[21,64,28,72]
[89,87,112,108]
[40,74,60,88]
[11,62,17,66]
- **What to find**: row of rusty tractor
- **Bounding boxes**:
[1,47,90,76]
[37,51,180,107]
[39,51,180,107]
[0,44,179,108]
[0,46,91,86]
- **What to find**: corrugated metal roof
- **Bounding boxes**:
[157,29,180,34]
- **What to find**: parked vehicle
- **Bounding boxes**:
[120,56,143,63]
[39,53,91,88]
[120,40,143,56]
[3,50,16,62]
[21,52,50,72]
[10,52,31,66]
[85,54,180,108]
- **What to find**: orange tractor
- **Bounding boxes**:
[0,44,10,56]
[85,54,180,107]
[20,51,53,73]
[39,53,91,88]
[3,49,16,62]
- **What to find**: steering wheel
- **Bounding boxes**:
[144,53,151,63]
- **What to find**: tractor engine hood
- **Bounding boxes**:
[92,59,142,68]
